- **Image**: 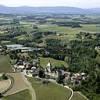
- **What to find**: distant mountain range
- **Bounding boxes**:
[0,5,100,14]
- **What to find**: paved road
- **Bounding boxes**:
[21,74,36,100]
[64,86,73,100]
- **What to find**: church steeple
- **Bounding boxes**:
[46,60,52,72]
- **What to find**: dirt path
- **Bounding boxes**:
[21,73,36,100]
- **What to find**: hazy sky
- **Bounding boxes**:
[0,0,100,8]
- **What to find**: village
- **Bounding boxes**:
[0,44,88,87]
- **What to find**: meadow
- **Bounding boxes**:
[29,78,72,100]
[38,23,100,41]
[71,92,87,100]
[39,57,68,68]
[0,55,12,73]
[3,90,31,100]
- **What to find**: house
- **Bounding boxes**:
[69,72,87,85]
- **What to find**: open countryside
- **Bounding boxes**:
[0,2,100,100]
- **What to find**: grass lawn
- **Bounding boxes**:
[29,78,72,100]
[3,90,31,100]
[71,92,87,100]
[39,57,68,68]
[0,55,12,73]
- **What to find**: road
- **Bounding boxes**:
[21,73,36,100]
[64,86,73,100]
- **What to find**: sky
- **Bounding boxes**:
[0,0,100,8]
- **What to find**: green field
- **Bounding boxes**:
[39,24,100,34]
[71,92,87,100]
[29,78,71,100]
[39,24,81,35]
[39,57,68,68]
[3,90,31,100]
[81,24,100,32]
[38,24,100,41]
[13,22,100,42]
[0,55,12,72]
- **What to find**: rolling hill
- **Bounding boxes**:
[0,5,100,14]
